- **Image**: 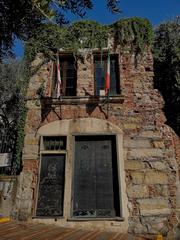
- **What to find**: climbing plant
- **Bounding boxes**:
[25,20,108,62]
[153,17,180,135]
[113,17,153,54]
[25,17,153,63]
[0,59,28,174]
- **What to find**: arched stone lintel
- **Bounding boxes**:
[37,118,123,136]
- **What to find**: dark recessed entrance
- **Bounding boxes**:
[36,154,65,217]
[73,135,120,218]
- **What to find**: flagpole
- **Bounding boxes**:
[105,50,110,95]
[56,50,61,99]
[105,50,110,118]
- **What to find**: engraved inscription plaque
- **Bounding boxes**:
[36,154,65,217]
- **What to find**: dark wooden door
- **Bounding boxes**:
[36,154,65,217]
[73,136,120,218]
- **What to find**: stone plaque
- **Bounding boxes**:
[36,154,65,217]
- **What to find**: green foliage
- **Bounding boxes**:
[0,0,120,60]
[13,58,30,172]
[25,18,153,63]
[113,17,153,53]
[0,59,29,173]
[25,20,108,62]
[14,102,27,171]
[33,0,120,22]
[153,17,180,135]
[0,0,42,60]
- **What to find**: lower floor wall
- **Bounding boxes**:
[0,176,17,217]
[8,118,180,239]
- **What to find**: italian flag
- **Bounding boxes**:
[105,52,110,95]
[56,51,61,98]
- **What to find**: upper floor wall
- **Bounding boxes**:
[26,18,156,108]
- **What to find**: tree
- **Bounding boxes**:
[0,60,23,124]
[0,1,42,61]
[153,17,180,135]
[0,0,120,60]
[0,60,26,172]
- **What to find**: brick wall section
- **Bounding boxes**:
[18,43,180,238]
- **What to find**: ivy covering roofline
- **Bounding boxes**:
[25,17,153,61]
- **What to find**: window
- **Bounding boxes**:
[73,135,120,218]
[43,136,66,151]
[94,54,120,96]
[52,56,77,97]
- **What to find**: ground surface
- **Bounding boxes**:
[0,221,129,240]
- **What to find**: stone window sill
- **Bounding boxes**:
[32,216,64,219]
[39,95,124,106]
[67,217,125,222]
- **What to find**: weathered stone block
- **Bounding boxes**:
[123,123,139,130]
[129,171,144,184]
[129,217,148,234]
[140,216,167,234]
[152,140,165,149]
[23,145,39,159]
[137,198,170,216]
[20,188,33,200]
[24,134,39,145]
[149,161,167,170]
[20,199,32,210]
[128,148,164,160]
[19,172,33,189]
[125,160,144,170]
[127,185,149,198]
[124,138,152,148]
[145,170,168,184]
[138,131,162,139]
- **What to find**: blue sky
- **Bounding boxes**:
[14,0,180,58]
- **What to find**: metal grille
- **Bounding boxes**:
[43,136,66,151]
[0,129,15,153]
[0,128,15,174]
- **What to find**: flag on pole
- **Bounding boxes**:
[105,51,110,95]
[56,51,61,98]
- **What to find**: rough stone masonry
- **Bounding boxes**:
[11,32,180,239]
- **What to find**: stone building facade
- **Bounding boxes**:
[12,35,180,238]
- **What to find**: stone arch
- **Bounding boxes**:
[37,118,123,136]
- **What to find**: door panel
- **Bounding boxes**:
[73,136,120,218]
[36,154,65,217]
[73,140,96,217]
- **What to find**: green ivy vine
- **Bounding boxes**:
[113,17,153,53]
[13,58,30,173]
[25,17,153,62]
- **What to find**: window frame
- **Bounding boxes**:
[52,54,77,97]
[34,135,68,218]
[93,53,120,96]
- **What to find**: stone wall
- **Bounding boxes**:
[13,42,180,239]
[0,176,17,217]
